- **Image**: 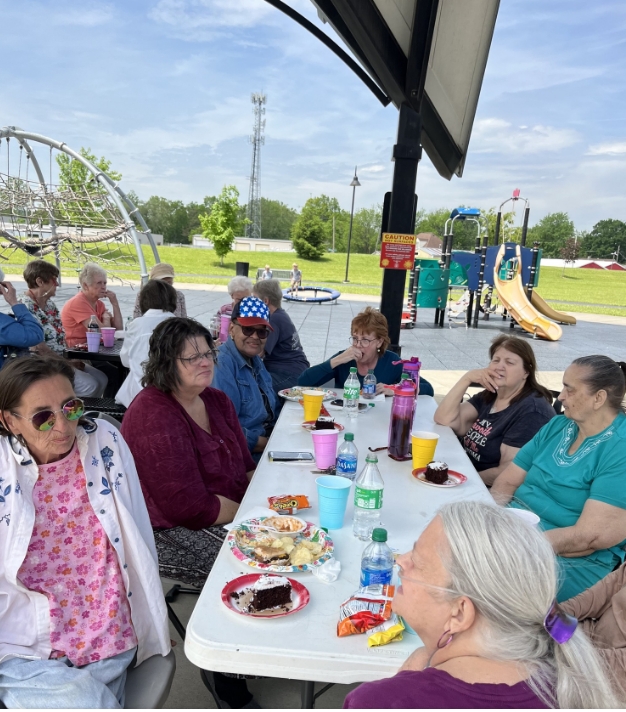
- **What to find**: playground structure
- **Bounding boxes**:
[283,286,341,304]
[0,126,159,283]
[405,191,576,341]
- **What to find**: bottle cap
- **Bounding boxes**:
[365,453,378,463]
[392,379,416,396]
[344,432,354,441]
[350,367,357,373]
[367,369,375,374]
[371,528,387,542]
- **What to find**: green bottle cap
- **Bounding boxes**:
[344,432,354,441]
[350,366,357,373]
[365,453,378,463]
[372,528,387,542]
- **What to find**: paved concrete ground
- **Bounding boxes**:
[3,275,626,708]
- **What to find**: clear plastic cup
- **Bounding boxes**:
[311,429,339,469]
[315,475,352,529]
[101,327,116,347]
[411,431,439,469]
[302,390,325,421]
[86,331,101,353]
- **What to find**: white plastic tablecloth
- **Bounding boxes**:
[184,396,493,683]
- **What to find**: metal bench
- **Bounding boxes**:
[255,268,293,281]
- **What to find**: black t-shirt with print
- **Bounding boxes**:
[463,392,555,472]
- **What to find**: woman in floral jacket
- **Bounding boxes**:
[0,357,169,708]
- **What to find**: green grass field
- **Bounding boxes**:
[3,246,625,314]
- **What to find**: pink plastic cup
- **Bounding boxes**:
[101,327,116,348]
[311,429,339,470]
[219,314,231,343]
[86,331,101,353]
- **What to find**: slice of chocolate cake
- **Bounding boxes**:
[246,575,292,612]
[424,461,449,484]
[314,418,335,430]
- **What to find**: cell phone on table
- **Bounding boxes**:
[330,399,368,412]
[268,451,315,462]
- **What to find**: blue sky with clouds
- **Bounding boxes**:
[1,0,625,231]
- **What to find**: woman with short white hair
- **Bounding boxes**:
[217,276,253,316]
[345,501,621,709]
[60,262,123,346]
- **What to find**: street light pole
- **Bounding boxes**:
[344,166,361,282]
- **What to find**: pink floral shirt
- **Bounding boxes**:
[17,443,137,666]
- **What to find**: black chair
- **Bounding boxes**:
[82,397,127,422]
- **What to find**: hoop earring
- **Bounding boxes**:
[437,630,454,649]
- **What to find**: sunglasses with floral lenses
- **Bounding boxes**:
[11,398,85,432]
[237,324,270,339]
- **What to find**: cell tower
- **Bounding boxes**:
[246,93,266,240]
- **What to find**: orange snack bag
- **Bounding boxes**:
[267,494,311,515]
[337,585,395,637]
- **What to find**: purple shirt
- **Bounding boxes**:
[344,668,548,709]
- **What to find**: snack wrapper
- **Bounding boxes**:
[367,614,404,647]
[337,584,394,637]
[267,494,311,515]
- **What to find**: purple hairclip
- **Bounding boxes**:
[543,600,577,644]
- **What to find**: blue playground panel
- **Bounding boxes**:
[451,243,541,291]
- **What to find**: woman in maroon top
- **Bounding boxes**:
[122,317,254,585]
[344,501,620,709]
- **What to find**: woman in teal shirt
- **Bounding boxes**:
[492,355,626,601]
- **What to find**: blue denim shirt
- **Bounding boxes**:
[0,305,44,369]
[212,337,277,452]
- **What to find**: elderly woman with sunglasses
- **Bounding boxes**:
[298,306,433,396]
[345,501,621,709]
[0,357,170,709]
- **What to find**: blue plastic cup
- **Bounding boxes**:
[315,475,352,530]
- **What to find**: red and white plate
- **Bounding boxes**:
[411,468,467,488]
[221,574,310,618]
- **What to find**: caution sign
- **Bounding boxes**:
[379,232,416,270]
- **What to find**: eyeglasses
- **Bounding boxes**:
[349,336,375,346]
[178,350,217,366]
[238,325,270,339]
[11,398,85,432]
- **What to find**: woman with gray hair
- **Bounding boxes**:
[217,276,253,317]
[345,501,621,708]
[493,355,626,601]
[60,262,123,346]
[252,278,309,397]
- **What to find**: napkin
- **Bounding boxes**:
[311,558,341,583]
[359,393,385,404]
[223,506,276,531]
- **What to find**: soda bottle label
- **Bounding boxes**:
[336,455,357,477]
[360,566,392,587]
[354,486,383,510]
[343,384,359,400]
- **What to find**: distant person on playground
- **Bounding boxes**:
[434,335,555,486]
[260,265,273,280]
[290,263,302,293]
[298,307,433,396]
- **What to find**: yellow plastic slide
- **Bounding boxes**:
[530,291,577,325]
[494,245,563,341]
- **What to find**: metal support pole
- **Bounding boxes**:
[410,263,419,325]
[520,206,530,247]
[472,245,487,328]
[494,211,502,245]
[526,241,540,301]
[344,176,357,282]
[380,104,422,353]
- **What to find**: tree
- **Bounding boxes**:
[260,198,298,241]
[139,196,189,244]
[581,219,626,261]
[526,212,574,258]
[559,237,580,275]
[350,205,382,254]
[199,185,244,265]
[297,195,350,250]
[292,214,326,259]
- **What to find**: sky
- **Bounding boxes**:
[1,0,626,231]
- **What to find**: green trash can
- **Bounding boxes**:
[416,265,450,308]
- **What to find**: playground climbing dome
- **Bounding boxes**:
[0,126,158,282]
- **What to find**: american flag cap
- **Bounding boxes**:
[232,296,273,330]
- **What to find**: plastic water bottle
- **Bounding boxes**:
[362,369,377,399]
[336,432,358,481]
[353,453,384,540]
[126,316,133,330]
[360,528,394,586]
[343,366,360,419]
[87,315,99,333]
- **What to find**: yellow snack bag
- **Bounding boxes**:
[367,614,405,647]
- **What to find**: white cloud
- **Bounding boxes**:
[54,2,114,26]
[471,118,581,155]
[360,164,385,174]
[586,141,626,156]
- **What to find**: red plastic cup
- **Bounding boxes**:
[86,331,101,353]
[311,429,339,470]
[101,327,116,347]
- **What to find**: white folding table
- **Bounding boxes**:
[185,395,493,707]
